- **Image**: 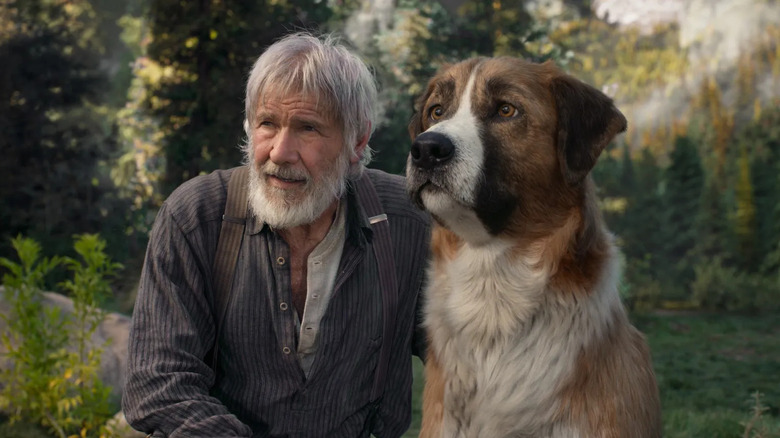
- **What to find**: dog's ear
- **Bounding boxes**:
[408,107,423,140]
[408,89,430,140]
[550,74,627,185]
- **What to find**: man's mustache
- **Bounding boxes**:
[261,162,310,182]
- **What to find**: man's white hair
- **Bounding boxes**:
[243,32,377,175]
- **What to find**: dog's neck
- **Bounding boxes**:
[544,179,612,298]
[433,178,612,317]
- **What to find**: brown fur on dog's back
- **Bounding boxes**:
[557,308,661,437]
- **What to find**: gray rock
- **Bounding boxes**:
[0,286,131,400]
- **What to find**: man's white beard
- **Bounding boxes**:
[247,148,350,229]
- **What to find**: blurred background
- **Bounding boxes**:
[0,0,778,437]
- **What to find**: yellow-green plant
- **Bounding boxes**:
[0,234,121,438]
[742,392,779,438]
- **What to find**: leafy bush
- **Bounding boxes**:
[621,255,664,312]
[691,257,780,312]
[0,235,121,438]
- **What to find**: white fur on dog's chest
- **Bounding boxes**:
[426,241,619,437]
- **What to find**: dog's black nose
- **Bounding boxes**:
[410,132,455,170]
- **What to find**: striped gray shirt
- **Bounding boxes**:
[122,168,431,438]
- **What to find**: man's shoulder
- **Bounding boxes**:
[364,168,429,227]
[162,167,237,233]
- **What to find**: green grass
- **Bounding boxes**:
[3,314,776,437]
[404,313,780,437]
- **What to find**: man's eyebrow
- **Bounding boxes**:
[255,110,275,120]
[291,113,330,126]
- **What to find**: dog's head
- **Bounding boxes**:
[406,57,626,245]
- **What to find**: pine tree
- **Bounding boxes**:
[0,0,121,259]
[618,142,636,198]
[690,172,737,283]
[454,0,535,57]
[590,143,624,233]
[621,149,664,267]
[745,109,780,272]
[662,135,705,289]
[735,145,757,270]
[619,148,668,307]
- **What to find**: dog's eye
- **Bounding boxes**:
[429,105,444,121]
[497,103,518,118]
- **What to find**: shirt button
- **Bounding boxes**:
[280,302,288,311]
[282,346,291,354]
[276,256,285,265]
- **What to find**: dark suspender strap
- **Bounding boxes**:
[209,165,249,371]
[208,167,395,434]
[354,172,398,411]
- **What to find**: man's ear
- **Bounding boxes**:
[351,124,371,165]
[550,74,627,185]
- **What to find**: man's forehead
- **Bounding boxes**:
[257,90,335,118]
[256,91,342,125]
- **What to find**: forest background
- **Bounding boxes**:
[1,0,779,437]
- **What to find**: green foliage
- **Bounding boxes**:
[602,148,670,307]
[0,416,51,438]
[690,257,779,312]
[549,20,689,102]
[621,255,664,312]
[598,100,780,311]
[0,0,130,266]
[660,136,705,291]
[735,145,758,268]
[740,108,780,273]
[0,235,120,438]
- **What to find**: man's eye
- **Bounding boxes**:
[429,105,444,121]
[258,120,273,128]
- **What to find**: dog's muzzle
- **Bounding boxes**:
[410,131,455,170]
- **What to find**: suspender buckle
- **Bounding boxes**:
[368,214,387,225]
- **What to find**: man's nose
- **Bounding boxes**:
[268,129,299,165]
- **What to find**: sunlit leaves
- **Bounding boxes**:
[0,235,119,437]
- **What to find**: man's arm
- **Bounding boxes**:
[373,212,432,438]
[122,203,253,437]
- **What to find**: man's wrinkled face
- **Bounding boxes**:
[247,92,351,229]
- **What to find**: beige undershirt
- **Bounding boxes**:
[295,197,346,377]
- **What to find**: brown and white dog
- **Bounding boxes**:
[406,57,662,438]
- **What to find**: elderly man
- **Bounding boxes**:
[123,33,430,437]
